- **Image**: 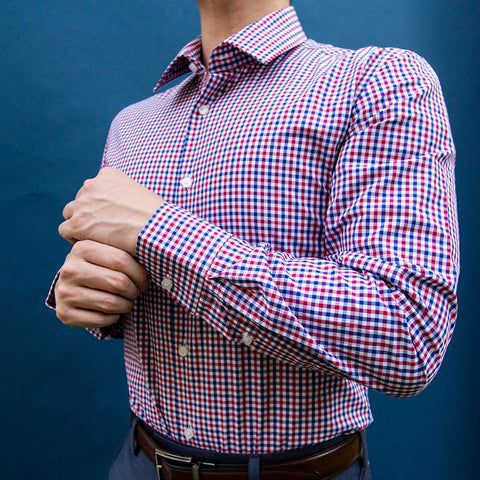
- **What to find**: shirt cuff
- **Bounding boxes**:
[45,271,60,310]
[137,202,248,315]
[87,319,125,340]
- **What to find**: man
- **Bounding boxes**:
[47,0,459,479]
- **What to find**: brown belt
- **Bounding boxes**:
[133,419,363,480]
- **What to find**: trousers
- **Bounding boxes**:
[108,417,372,480]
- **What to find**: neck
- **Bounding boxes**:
[195,0,290,67]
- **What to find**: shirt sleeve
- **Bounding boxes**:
[136,49,459,398]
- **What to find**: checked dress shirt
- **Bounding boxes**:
[48,6,459,454]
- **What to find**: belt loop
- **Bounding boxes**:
[248,455,260,480]
[192,463,201,480]
[131,416,141,456]
[359,430,370,480]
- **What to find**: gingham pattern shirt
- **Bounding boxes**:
[50,7,459,453]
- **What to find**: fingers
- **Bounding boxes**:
[59,200,77,243]
[62,200,75,220]
[55,299,121,329]
[73,240,149,290]
[55,281,134,315]
[58,169,163,255]
[54,275,131,328]
[60,254,142,300]
[59,201,81,244]
[58,222,77,245]
[54,239,149,329]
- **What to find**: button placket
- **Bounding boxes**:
[182,76,216,193]
[196,73,219,116]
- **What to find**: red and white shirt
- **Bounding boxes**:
[49,6,459,454]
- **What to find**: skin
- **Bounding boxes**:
[196,0,290,65]
[55,0,290,328]
[55,168,158,328]
[54,239,149,328]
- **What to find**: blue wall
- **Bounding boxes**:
[1,1,477,478]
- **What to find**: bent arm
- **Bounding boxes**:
[135,50,459,397]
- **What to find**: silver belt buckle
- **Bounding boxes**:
[155,449,192,480]
[155,448,215,480]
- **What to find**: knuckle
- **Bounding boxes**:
[99,294,119,313]
[82,178,95,190]
[70,240,89,256]
[112,274,131,294]
[110,251,130,272]
[70,240,83,253]
[68,245,79,258]
[54,280,67,298]
[57,268,72,287]
[69,215,85,233]
[93,313,120,328]
[60,259,77,278]
[55,305,71,325]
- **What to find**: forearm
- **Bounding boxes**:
[136,197,458,397]
[133,50,459,397]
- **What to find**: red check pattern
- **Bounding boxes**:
[49,7,459,453]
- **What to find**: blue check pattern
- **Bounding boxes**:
[51,6,459,454]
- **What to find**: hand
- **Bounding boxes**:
[59,167,164,256]
[54,240,149,328]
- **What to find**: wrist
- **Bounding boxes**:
[127,197,165,256]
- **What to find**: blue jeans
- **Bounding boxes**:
[108,418,372,480]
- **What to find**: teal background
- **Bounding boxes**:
[1,1,478,478]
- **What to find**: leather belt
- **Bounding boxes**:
[133,418,363,480]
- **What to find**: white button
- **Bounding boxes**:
[198,105,210,116]
[188,62,198,73]
[184,426,195,440]
[178,345,189,357]
[161,277,173,291]
[242,333,254,346]
[181,175,194,189]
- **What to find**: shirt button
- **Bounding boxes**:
[188,62,198,73]
[181,175,194,189]
[198,105,210,116]
[242,333,254,346]
[178,345,189,357]
[184,426,195,440]
[161,277,173,291]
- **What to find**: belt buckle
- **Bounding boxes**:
[155,449,192,480]
[155,448,215,480]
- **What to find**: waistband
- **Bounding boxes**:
[133,413,356,463]
[131,413,366,480]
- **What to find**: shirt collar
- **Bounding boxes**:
[154,6,306,91]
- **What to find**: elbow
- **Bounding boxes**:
[382,282,458,398]
[380,369,429,399]
[378,318,455,398]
